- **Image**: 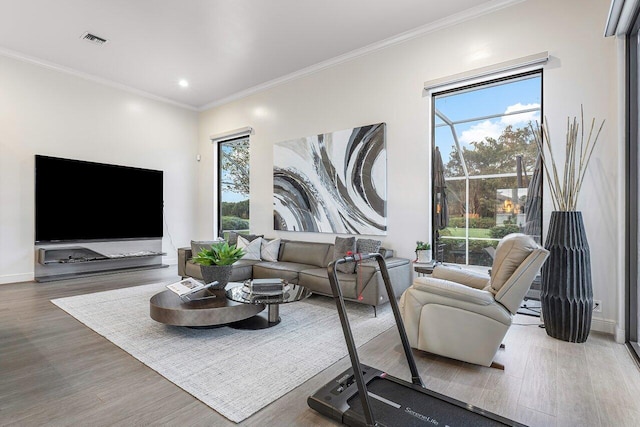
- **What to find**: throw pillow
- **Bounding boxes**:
[237,235,263,260]
[333,236,356,274]
[228,232,263,247]
[356,238,382,255]
[261,238,281,262]
[190,239,223,256]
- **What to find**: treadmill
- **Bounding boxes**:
[308,253,525,427]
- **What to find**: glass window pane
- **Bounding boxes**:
[442,180,466,227]
[434,126,465,178]
[435,76,542,122]
[219,137,250,237]
[440,238,467,265]
[432,72,542,267]
[450,120,538,176]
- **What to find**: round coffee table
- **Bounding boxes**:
[226,282,312,329]
[150,287,265,327]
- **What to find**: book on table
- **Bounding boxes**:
[166,277,214,298]
[243,278,288,296]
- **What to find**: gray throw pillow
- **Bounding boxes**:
[333,237,356,274]
[356,238,382,255]
[191,240,218,256]
[227,232,240,246]
[227,232,263,247]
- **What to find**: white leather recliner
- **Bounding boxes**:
[399,233,549,368]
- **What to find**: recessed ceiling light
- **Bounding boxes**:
[178,79,189,88]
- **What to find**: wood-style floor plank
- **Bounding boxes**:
[475,371,523,421]
[2,268,640,426]
[556,342,600,426]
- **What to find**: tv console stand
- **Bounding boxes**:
[35,240,167,282]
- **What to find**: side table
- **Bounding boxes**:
[226,282,312,329]
[414,261,436,277]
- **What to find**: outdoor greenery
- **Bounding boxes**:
[447,217,497,229]
[192,242,245,266]
[220,140,250,232]
[438,122,539,267]
[220,143,249,195]
[441,228,491,238]
[439,238,496,266]
[221,200,249,219]
[489,224,521,239]
[445,125,538,220]
[221,216,249,231]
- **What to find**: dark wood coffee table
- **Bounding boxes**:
[150,286,265,327]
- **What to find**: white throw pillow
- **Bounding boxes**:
[238,236,262,260]
[261,238,281,262]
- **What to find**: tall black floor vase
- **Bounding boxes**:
[541,211,593,342]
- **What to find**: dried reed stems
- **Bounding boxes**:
[530,107,605,211]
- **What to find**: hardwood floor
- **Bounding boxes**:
[1,268,639,426]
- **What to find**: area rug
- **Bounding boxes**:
[51,283,394,423]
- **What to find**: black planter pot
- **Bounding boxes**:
[541,211,593,343]
[200,265,233,290]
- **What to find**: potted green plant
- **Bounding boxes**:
[192,242,245,289]
[415,241,432,263]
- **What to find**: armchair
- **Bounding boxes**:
[399,233,548,368]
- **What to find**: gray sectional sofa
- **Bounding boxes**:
[177,239,412,310]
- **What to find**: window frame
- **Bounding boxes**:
[213,134,251,238]
[429,69,544,266]
[626,10,640,360]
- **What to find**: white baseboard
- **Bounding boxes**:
[615,325,626,344]
[591,317,617,335]
[0,272,35,285]
[591,319,626,344]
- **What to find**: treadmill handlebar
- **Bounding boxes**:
[325,252,426,425]
[329,253,380,302]
[326,252,383,426]
[330,252,381,266]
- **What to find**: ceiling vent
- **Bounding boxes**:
[80,32,108,46]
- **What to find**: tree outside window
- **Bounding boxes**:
[218,137,250,237]
[433,72,542,267]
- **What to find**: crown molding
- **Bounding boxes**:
[198,0,525,111]
[0,0,525,113]
[0,46,199,112]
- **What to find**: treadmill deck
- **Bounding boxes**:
[309,365,524,427]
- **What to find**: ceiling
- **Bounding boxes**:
[0,0,504,110]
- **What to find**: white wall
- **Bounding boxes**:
[198,0,620,333]
[0,54,199,284]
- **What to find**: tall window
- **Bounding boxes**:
[432,71,542,267]
[218,136,250,238]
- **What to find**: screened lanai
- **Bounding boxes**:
[431,71,542,267]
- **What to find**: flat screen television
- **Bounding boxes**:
[35,155,163,243]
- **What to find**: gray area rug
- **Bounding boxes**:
[51,283,394,423]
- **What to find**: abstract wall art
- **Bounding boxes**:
[273,123,386,235]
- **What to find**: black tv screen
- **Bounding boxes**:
[35,155,163,242]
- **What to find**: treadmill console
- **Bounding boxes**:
[308,365,385,423]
